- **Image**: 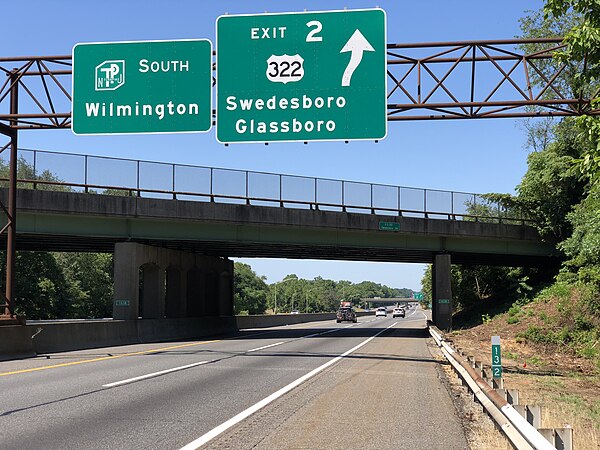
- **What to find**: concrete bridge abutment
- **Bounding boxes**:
[113,243,233,320]
[432,253,453,331]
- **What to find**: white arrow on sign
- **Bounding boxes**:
[340,29,375,87]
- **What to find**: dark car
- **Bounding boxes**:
[336,307,357,323]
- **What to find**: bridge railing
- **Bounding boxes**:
[7,148,531,224]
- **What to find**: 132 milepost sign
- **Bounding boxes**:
[216,9,387,143]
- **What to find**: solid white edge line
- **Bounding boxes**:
[102,360,210,388]
[178,321,398,450]
[246,342,286,353]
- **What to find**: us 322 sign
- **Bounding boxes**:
[216,9,387,144]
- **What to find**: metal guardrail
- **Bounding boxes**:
[429,325,571,450]
[6,148,532,224]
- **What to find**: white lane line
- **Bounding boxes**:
[246,342,286,353]
[103,323,359,388]
[301,323,354,339]
[179,321,398,450]
[102,360,210,388]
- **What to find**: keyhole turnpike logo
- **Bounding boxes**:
[95,60,125,91]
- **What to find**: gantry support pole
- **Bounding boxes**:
[1,70,19,318]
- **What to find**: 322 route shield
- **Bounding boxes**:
[72,39,212,135]
[216,9,387,143]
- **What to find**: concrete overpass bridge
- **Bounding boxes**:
[3,149,560,329]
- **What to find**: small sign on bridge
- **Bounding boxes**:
[379,221,400,231]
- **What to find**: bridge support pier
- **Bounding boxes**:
[113,243,233,320]
[432,253,452,331]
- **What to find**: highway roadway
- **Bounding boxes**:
[0,307,468,449]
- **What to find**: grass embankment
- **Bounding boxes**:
[448,284,600,448]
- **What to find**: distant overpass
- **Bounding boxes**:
[362,298,419,304]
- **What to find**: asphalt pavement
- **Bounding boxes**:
[0,307,468,449]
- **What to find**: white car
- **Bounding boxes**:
[375,307,387,317]
[392,308,405,318]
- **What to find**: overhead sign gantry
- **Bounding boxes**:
[215,9,387,143]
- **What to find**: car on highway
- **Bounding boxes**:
[291,310,299,314]
[375,307,387,317]
[336,307,357,323]
[392,307,405,318]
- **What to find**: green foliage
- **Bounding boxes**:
[233,262,268,315]
[55,253,114,318]
[516,120,587,242]
[0,156,71,191]
[543,0,600,184]
[266,274,414,314]
[481,313,491,324]
[1,251,74,319]
[561,183,600,273]
[0,251,114,319]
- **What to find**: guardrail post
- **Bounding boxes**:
[492,377,504,389]
[538,429,556,447]
[370,183,375,214]
[496,388,519,405]
[538,427,574,449]
[515,404,542,429]
[397,186,402,216]
[342,180,346,212]
[424,188,427,218]
[314,178,318,210]
[555,427,573,450]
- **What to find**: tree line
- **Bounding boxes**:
[234,262,413,315]
[421,1,600,365]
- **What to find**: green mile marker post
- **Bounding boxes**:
[491,335,502,378]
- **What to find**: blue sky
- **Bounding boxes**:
[4,0,546,290]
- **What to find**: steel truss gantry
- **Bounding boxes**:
[0,38,598,317]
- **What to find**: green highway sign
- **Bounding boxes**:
[216,9,387,143]
[379,221,400,231]
[413,292,424,300]
[492,335,502,378]
[72,39,212,135]
[437,299,450,304]
[115,299,130,307]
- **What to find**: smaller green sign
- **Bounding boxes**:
[437,298,450,304]
[379,221,400,231]
[115,299,130,307]
[492,335,502,378]
[72,39,212,135]
[413,292,423,300]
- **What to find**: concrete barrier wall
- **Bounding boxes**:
[1,312,373,357]
[235,311,371,329]
[236,313,336,329]
[0,325,34,360]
